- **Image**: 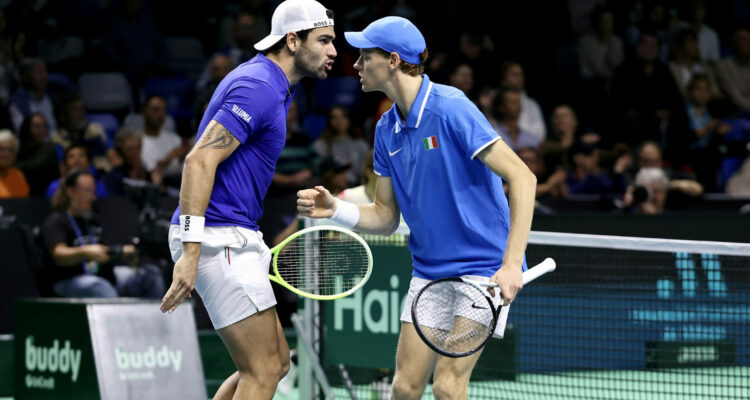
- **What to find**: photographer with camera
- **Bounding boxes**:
[40,169,164,298]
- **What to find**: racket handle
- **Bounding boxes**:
[523,257,556,284]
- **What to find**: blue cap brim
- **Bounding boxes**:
[344,31,377,49]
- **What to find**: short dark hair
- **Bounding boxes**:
[686,73,710,92]
[362,47,430,76]
[262,9,335,55]
[143,94,167,110]
[52,169,94,211]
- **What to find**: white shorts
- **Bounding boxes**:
[168,225,275,330]
[400,275,511,339]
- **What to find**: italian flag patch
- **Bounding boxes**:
[423,136,438,150]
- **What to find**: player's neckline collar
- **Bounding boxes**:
[394,74,433,130]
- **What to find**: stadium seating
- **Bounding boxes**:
[165,37,206,80]
[78,72,132,113]
[312,76,361,113]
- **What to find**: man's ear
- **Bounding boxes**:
[389,51,402,71]
[287,32,300,53]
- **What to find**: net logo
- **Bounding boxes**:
[334,275,407,334]
[25,336,83,386]
[115,345,183,375]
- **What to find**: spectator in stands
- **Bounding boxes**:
[490,88,541,151]
[319,156,350,197]
[565,139,626,195]
[195,54,234,119]
[578,6,624,85]
[46,144,109,199]
[542,104,581,172]
[622,167,670,214]
[518,146,568,200]
[668,29,721,98]
[0,129,29,198]
[455,32,496,89]
[259,99,317,247]
[447,62,474,98]
[42,169,165,298]
[726,156,750,196]
[666,74,731,190]
[635,140,703,199]
[499,61,546,140]
[16,113,58,196]
[476,86,497,120]
[612,31,682,145]
[51,91,111,173]
[104,127,162,198]
[715,28,750,114]
[678,0,720,62]
[313,105,369,187]
[138,95,187,185]
[9,58,57,133]
[103,0,169,101]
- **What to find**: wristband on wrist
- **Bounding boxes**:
[180,215,205,242]
[330,198,360,229]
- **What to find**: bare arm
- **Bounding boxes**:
[51,243,110,266]
[160,120,240,313]
[477,139,537,305]
[297,176,401,236]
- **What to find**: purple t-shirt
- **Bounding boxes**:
[171,54,294,230]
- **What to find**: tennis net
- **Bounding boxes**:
[300,223,750,400]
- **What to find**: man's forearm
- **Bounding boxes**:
[52,244,89,267]
[179,155,217,255]
[353,202,400,236]
[503,170,537,268]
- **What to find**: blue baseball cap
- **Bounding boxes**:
[344,16,426,65]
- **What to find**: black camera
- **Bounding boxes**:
[107,245,124,264]
[632,185,649,205]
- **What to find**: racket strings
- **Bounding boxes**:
[276,230,370,295]
[413,280,495,356]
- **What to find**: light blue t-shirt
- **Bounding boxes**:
[171,54,294,230]
[373,75,527,279]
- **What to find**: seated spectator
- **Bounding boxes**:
[667,29,721,98]
[138,95,187,184]
[542,104,581,172]
[666,74,732,190]
[194,54,234,121]
[9,58,57,133]
[634,140,703,204]
[41,169,165,298]
[678,0,720,62]
[104,128,162,201]
[447,62,474,98]
[612,31,682,145]
[490,88,541,151]
[578,6,624,84]
[313,105,369,187]
[565,140,626,195]
[16,113,58,196]
[499,61,546,140]
[517,146,568,200]
[51,91,111,173]
[46,144,109,199]
[259,99,317,247]
[715,28,750,114]
[0,129,29,198]
[622,167,670,214]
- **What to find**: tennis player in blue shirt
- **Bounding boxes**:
[159,0,336,398]
[298,17,536,399]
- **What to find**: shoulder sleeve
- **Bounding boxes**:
[443,96,500,159]
[211,79,277,144]
[372,117,391,177]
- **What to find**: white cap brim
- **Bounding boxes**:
[254,34,286,51]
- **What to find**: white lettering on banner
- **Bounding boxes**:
[115,346,183,374]
[25,337,82,382]
[25,374,55,389]
[232,105,252,123]
[677,346,718,364]
[335,275,407,334]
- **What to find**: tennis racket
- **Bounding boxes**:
[268,225,373,300]
[411,258,556,357]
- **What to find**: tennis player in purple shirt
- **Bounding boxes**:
[159,1,336,398]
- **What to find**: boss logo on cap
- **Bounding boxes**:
[313,20,333,27]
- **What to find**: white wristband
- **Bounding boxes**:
[180,215,205,242]
[330,198,360,229]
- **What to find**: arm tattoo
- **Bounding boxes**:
[199,124,235,149]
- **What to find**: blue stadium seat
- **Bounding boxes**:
[86,113,120,149]
[312,76,361,112]
[143,76,195,119]
[302,114,328,140]
[78,72,132,112]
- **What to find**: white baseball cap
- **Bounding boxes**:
[254,0,334,51]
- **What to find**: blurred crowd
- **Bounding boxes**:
[1,0,750,310]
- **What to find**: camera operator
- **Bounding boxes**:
[621,167,702,214]
[40,169,164,298]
